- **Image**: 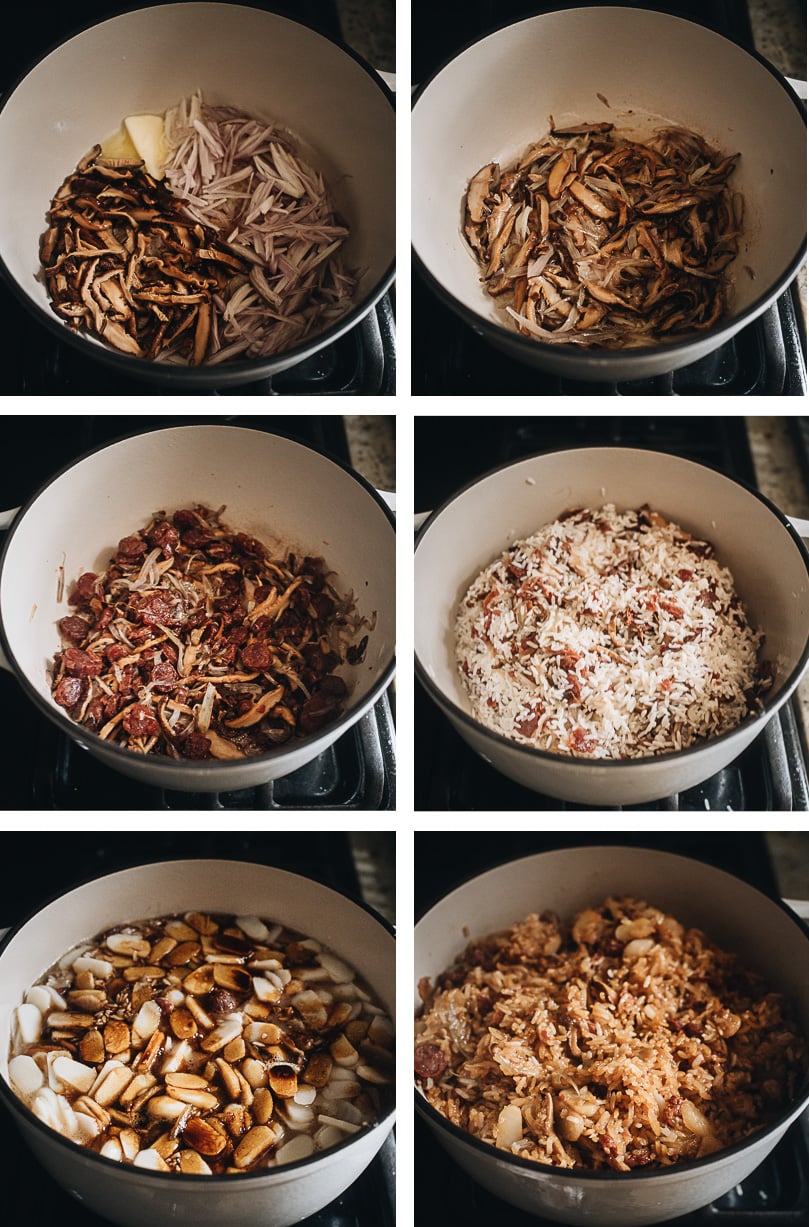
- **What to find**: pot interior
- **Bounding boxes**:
[415,448,809,723]
[0,2,394,350]
[415,845,809,1053]
[1,857,396,1087]
[0,425,395,722]
[412,6,806,336]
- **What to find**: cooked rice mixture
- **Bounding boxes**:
[455,504,770,758]
[415,897,807,1171]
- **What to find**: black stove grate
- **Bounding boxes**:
[411,0,806,397]
[411,276,806,398]
[0,831,396,1227]
[415,1114,808,1226]
[1,415,396,810]
[414,416,809,811]
[415,832,809,1225]
[0,2,395,397]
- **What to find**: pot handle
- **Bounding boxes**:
[787,78,807,102]
[0,507,20,673]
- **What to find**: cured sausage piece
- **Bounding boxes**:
[53,676,85,710]
[182,732,212,759]
[172,508,199,530]
[135,593,186,627]
[84,694,121,729]
[62,647,103,678]
[58,615,90,645]
[147,520,180,556]
[150,661,179,693]
[414,1043,448,1079]
[181,527,218,549]
[115,535,147,565]
[240,642,272,671]
[69,572,100,606]
[233,532,267,558]
[122,703,161,738]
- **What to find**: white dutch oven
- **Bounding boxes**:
[0,424,395,793]
[0,857,396,1227]
[415,844,809,1225]
[415,446,809,807]
[411,6,806,382]
[0,3,395,388]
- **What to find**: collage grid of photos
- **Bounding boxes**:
[0,0,807,1226]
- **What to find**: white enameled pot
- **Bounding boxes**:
[414,446,809,807]
[0,424,395,793]
[0,3,394,388]
[415,844,809,1226]
[0,858,395,1227]
[411,6,806,382]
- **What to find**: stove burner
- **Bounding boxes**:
[0,831,396,1227]
[415,415,809,811]
[411,0,806,397]
[414,832,809,1224]
[1,415,396,810]
[0,3,395,397]
[411,275,805,397]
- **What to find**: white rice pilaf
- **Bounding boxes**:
[415,898,807,1170]
[455,504,769,758]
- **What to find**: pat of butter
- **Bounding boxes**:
[101,126,139,161]
[123,113,168,179]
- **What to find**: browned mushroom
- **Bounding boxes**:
[462,121,741,348]
[39,151,247,364]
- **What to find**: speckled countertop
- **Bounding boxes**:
[767,831,809,899]
[746,416,809,763]
[749,0,806,80]
[335,0,394,73]
[344,415,396,492]
[749,0,807,318]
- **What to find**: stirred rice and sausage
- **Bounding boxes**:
[455,504,771,758]
[415,897,807,1171]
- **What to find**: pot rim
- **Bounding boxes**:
[414,844,809,1184]
[414,444,809,774]
[410,4,807,374]
[0,422,396,779]
[0,855,396,1186]
[0,1,395,389]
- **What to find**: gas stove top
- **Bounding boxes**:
[411,0,806,397]
[415,831,809,1225]
[0,830,396,1227]
[415,416,809,811]
[0,2,395,397]
[0,415,396,810]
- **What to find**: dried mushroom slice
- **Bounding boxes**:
[464,121,742,348]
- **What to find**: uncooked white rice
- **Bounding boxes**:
[455,504,770,758]
[415,897,807,1171]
